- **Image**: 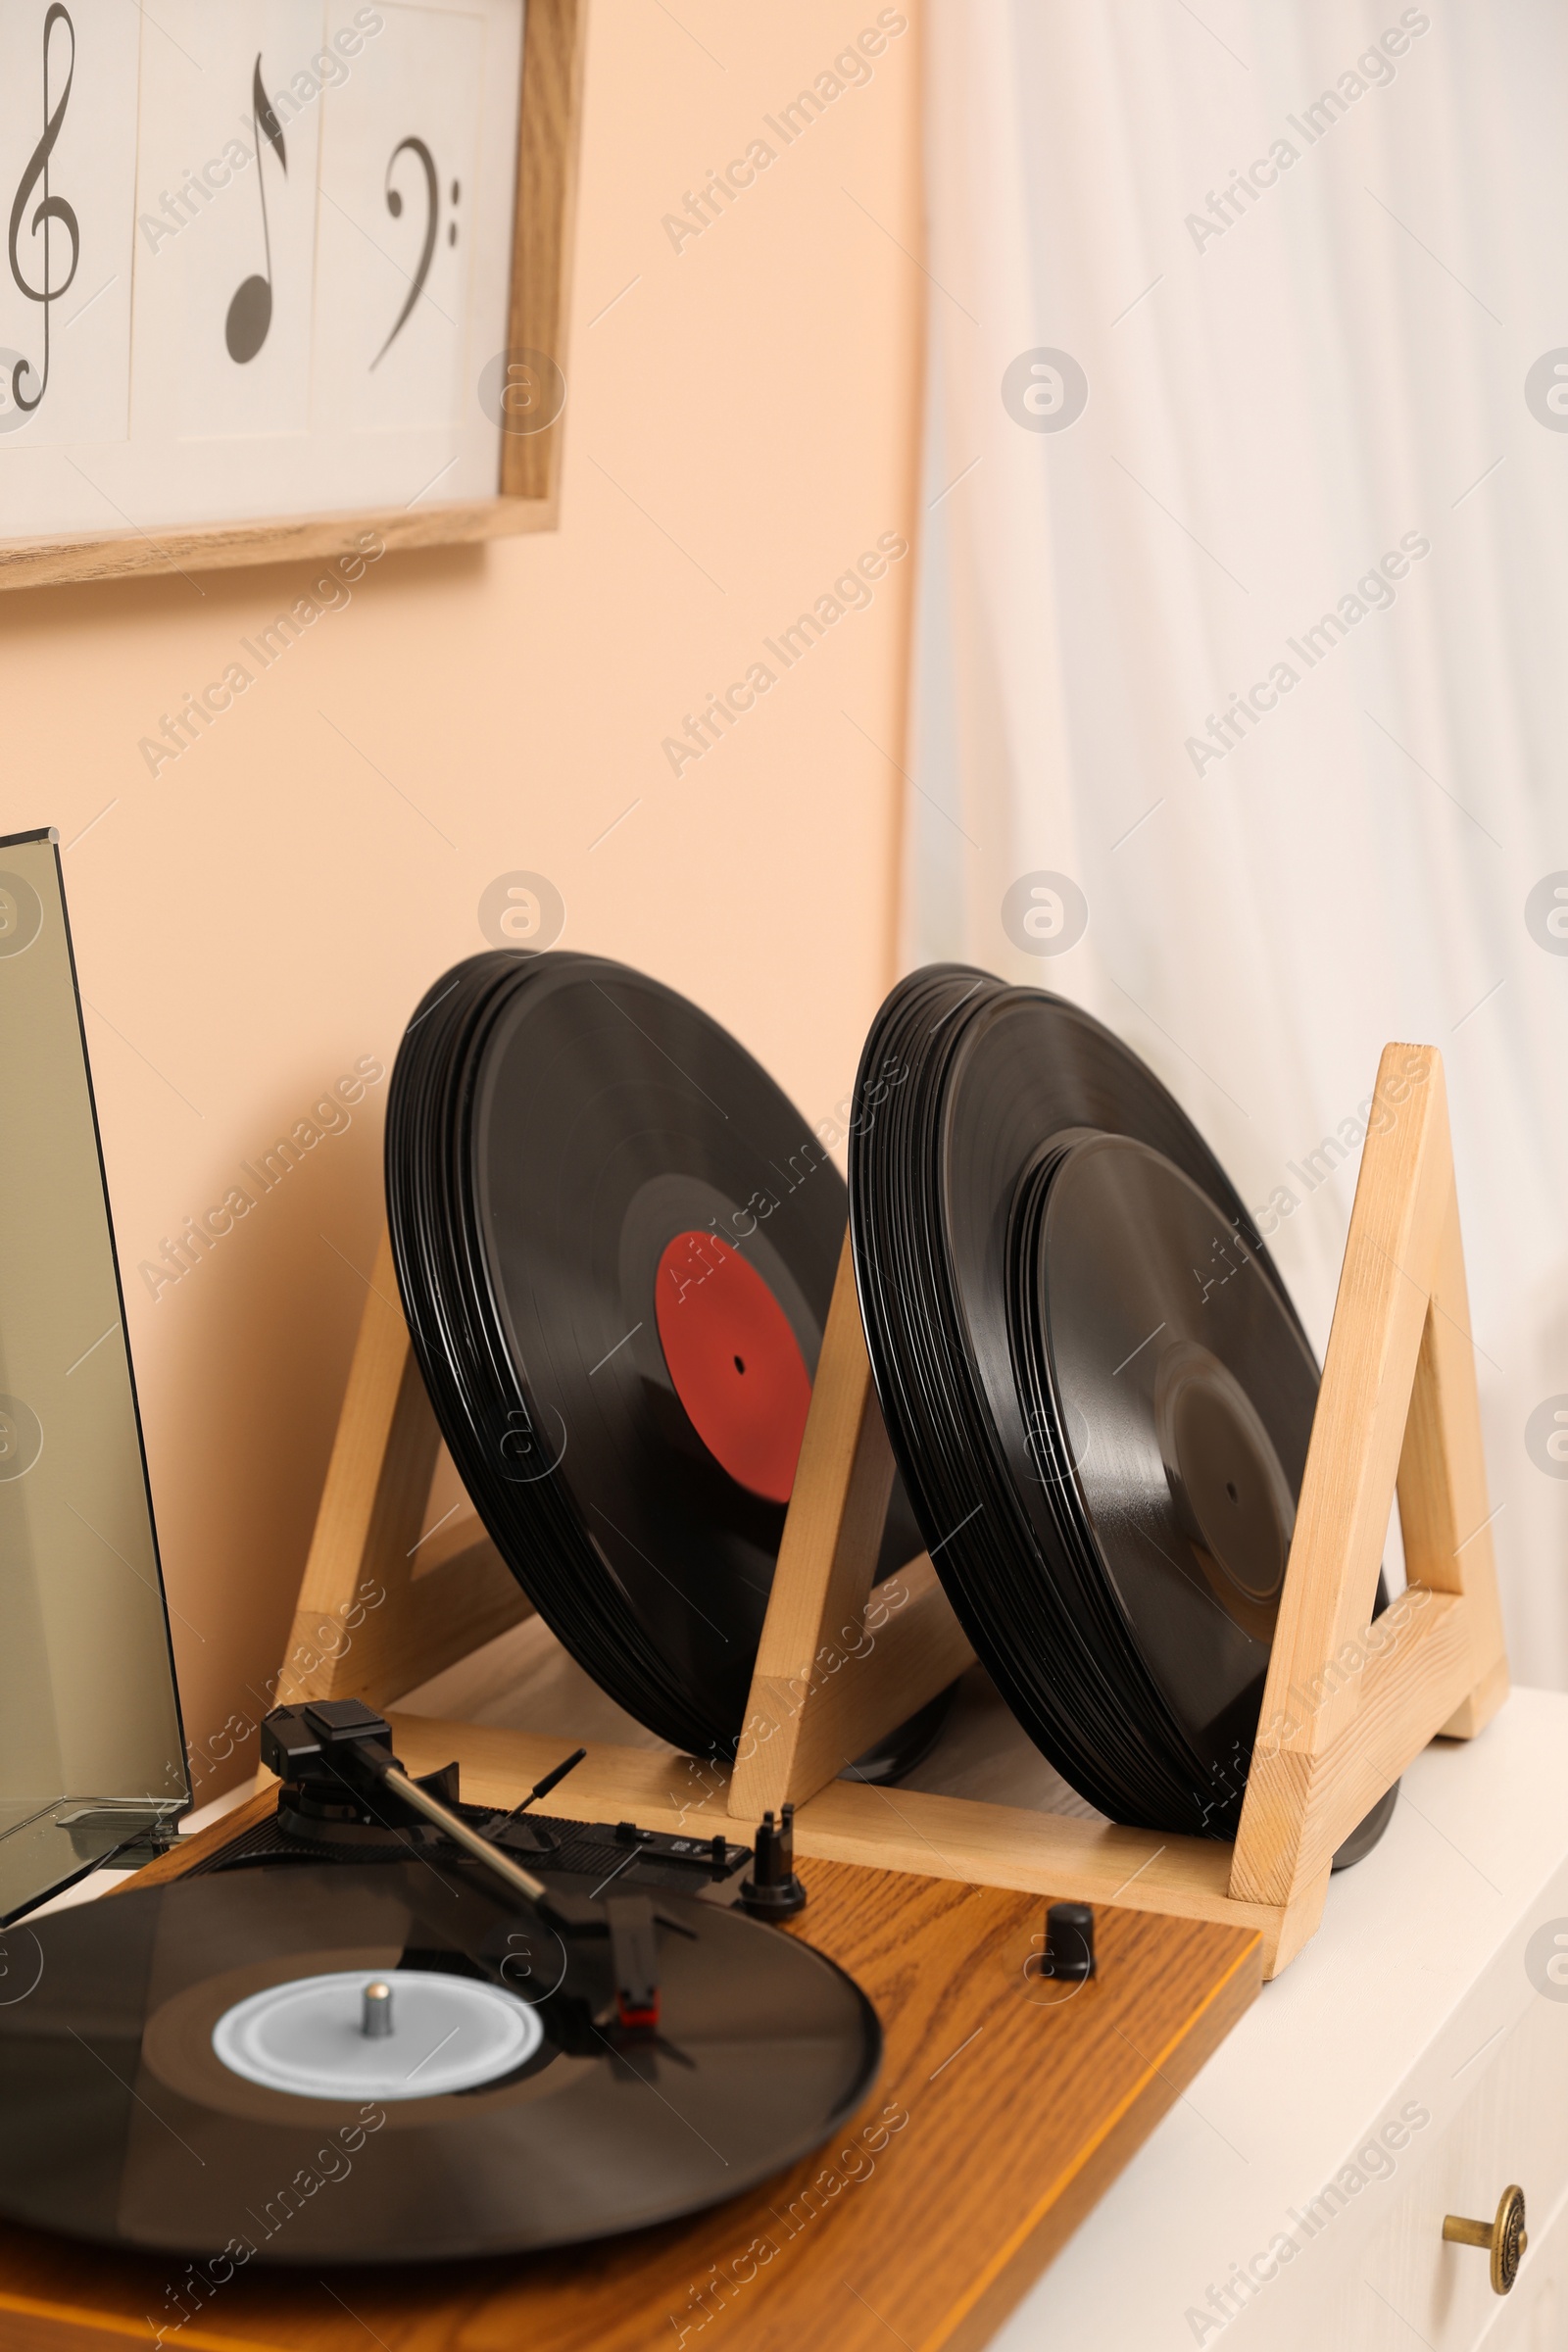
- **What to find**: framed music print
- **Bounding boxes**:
[0,0,583,591]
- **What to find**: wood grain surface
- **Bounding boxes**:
[1228,1045,1507,1917]
[731,1233,975,1822]
[0,495,543,596]
[500,0,583,504]
[0,1848,1258,2352]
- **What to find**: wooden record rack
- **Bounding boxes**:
[727,1038,1508,1978]
[281,1039,1507,1984]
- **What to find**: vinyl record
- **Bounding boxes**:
[849,966,1394,1851]
[1013,1131,1317,1777]
[386,951,939,1767]
[0,1861,880,2262]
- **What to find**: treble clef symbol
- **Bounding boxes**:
[8,5,78,418]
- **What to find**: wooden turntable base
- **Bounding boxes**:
[0,1794,1258,2352]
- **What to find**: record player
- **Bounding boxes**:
[0,833,1508,2348]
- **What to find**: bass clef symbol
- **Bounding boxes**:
[8,4,79,418]
[371,137,441,370]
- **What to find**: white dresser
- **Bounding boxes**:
[993,1686,1568,2350]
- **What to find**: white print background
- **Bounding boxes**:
[909,0,1568,1687]
[133,0,327,445]
[0,0,519,536]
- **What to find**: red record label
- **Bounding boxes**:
[654,1232,811,1504]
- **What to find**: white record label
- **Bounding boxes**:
[212,1967,543,2100]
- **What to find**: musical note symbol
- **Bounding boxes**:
[371,138,453,369]
[8,5,79,418]
[225,57,286,365]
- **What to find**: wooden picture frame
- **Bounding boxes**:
[0,0,585,596]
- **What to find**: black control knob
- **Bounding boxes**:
[1043,1901,1095,1982]
[740,1803,807,1919]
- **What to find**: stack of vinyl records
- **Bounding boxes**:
[849,965,1395,1856]
[386,950,938,1769]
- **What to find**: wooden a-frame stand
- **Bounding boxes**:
[282,1043,1506,1981]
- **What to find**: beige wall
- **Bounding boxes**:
[0,0,923,1801]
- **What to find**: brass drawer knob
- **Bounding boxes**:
[1443,2184,1527,2295]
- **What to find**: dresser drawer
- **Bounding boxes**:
[1316,1985,1568,2349]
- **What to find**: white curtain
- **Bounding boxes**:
[909,0,1568,1681]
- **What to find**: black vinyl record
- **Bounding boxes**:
[0,1862,880,2262]
[849,966,1395,1852]
[1012,1134,1316,1770]
[386,951,938,1767]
